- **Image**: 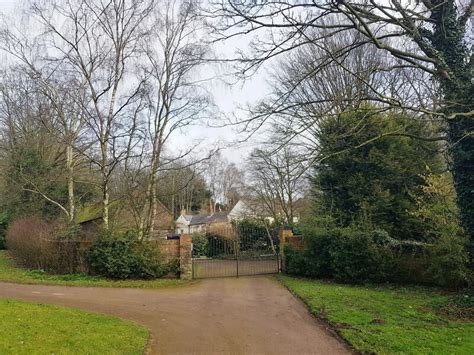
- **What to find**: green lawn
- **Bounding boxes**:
[0,250,188,288]
[279,276,474,355]
[0,299,148,354]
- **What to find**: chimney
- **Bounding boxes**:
[180,209,186,216]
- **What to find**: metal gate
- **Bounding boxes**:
[192,226,280,279]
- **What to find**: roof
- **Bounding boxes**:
[228,199,276,220]
[183,212,229,226]
[188,214,210,226]
[208,212,229,223]
[75,200,120,224]
[76,199,172,224]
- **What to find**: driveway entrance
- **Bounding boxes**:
[192,232,280,278]
[0,277,350,354]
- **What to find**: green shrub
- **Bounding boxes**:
[235,219,280,254]
[302,229,334,277]
[192,233,209,258]
[285,227,394,283]
[391,253,431,285]
[166,259,180,275]
[0,212,9,250]
[86,232,167,279]
[285,227,336,278]
[329,228,394,283]
[426,234,469,289]
[284,246,309,276]
[285,222,469,288]
[285,228,334,278]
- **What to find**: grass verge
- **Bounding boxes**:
[279,275,474,354]
[0,299,148,354]
[0,250,189,288]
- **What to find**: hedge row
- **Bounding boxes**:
[285,227,469,289]
[5,217,177,279]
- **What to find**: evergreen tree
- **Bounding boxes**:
[313,111,445,241]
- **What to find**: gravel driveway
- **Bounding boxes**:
[0,277,350,354]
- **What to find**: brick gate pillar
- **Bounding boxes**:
[279,229,293,273]
[179,234,193,280]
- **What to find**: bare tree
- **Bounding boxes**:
[206,152,225,212]
[250,29,443,167]
[207,0,474,249]
[14,0,156,230]
[206,152,244,212]
[222,163,244,209]
[1,1,216,236]
[43,82,87,224]
[157,163,210,217]
[246,146,307,225]
[135,0,210,237]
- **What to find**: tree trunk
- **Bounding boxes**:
[171,176,176,221]
[101,139,109,231]
[66,144,75,224]
[429,0,474,263]
[138,167,154,240]
[264,222,277,255]
[447,115,474,260]
[150,182,158,235]
[138,169,154,240]
[139,146,161,239]
[102,179,109,231]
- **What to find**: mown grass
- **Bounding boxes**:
[0,250,189,288]
[279,275,474,354]
[0,299,148,354]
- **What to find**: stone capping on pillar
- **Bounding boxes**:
[179,234,193,280]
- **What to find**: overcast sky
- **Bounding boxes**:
[0,0,269,166]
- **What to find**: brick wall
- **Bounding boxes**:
[157,239,180,264]
[279,229,304,272]
[152,237,192,280]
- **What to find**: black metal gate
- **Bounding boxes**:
[192,226,280,279]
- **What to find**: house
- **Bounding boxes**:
[175,211,229,234]
[227,200,256,221]
[76,199,174,239]
[228,199,299,224]
[227,199,278,223]
[174,198,300,235]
